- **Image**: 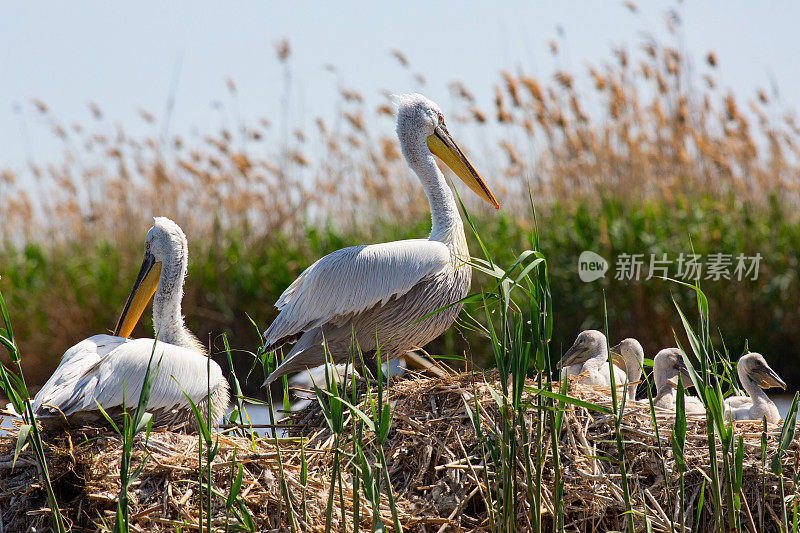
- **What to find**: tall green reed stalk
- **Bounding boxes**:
[671,280,727,530]
[255,337,299,532]
[224,448,256,532]
[463,194,546,531]
[311,339,404,532]
[772,393,798,532]
[602,297,635,533]
[525,202,553,533]
[181,339,256,533]
[640,358,677,532]
[672,375,687,528]
[469,235,611,532]
[221,333,248,438]
[461,194,622,531]
[311,348,346,533]
[179,340,220,533]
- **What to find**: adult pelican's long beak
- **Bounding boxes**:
[114,252,161,338]
[427,124,499,209]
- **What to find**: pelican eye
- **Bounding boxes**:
[438,113,444,125]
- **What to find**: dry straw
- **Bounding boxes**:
[1,371,796,531]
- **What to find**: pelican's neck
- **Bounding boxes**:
[740,367,771,406]
[152,244,202,352]
[654,387,676,407]
[400,130,463,245]
[623,350,643,400]
[627,382,638,402]
[654,365,673,399]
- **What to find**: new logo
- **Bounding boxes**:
[578,251,608,282]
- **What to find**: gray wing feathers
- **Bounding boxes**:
[264,239,451,348]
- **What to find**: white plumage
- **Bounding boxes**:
[263,94,499,384]
[30,218,229,429]
[33,335,225,427]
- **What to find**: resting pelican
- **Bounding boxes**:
[262,94,499,384]
[724,352,785,423]
[557,330,626,387]
[610,338,645,402]
[30,218,229,429]
[652,348,704,415]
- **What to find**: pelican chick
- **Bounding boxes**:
[262,94,499,384]
[724,352,785,424]
[31,218,229,429]
[652,348,704,415]
[558,330,626,387]
[610,338,645,402]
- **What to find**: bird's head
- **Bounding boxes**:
[609,338,645,372]
[145,217,187,265]
[740,352,786,390]
[557,329,607,369]
[395,93,499,209]
[654,348,694,388]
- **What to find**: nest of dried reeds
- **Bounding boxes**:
[1,372,797,531]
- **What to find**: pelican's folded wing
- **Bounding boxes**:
[36,338,223,420]
[263,239,453,349]
[32,334,129,414]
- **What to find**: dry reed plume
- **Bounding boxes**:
[2,34,798,247]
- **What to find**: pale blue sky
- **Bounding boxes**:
[2,1,799,175]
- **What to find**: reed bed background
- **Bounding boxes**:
[2,26,800,392]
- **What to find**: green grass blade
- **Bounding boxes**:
[12,423,31,468]
[524,386,612,414]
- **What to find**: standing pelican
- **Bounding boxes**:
[31,218,229,428]
[610,338,645,402]
[557,330,626,387]
[652,348,704,415]
[724,352,785,423]
[262,94,499,384]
